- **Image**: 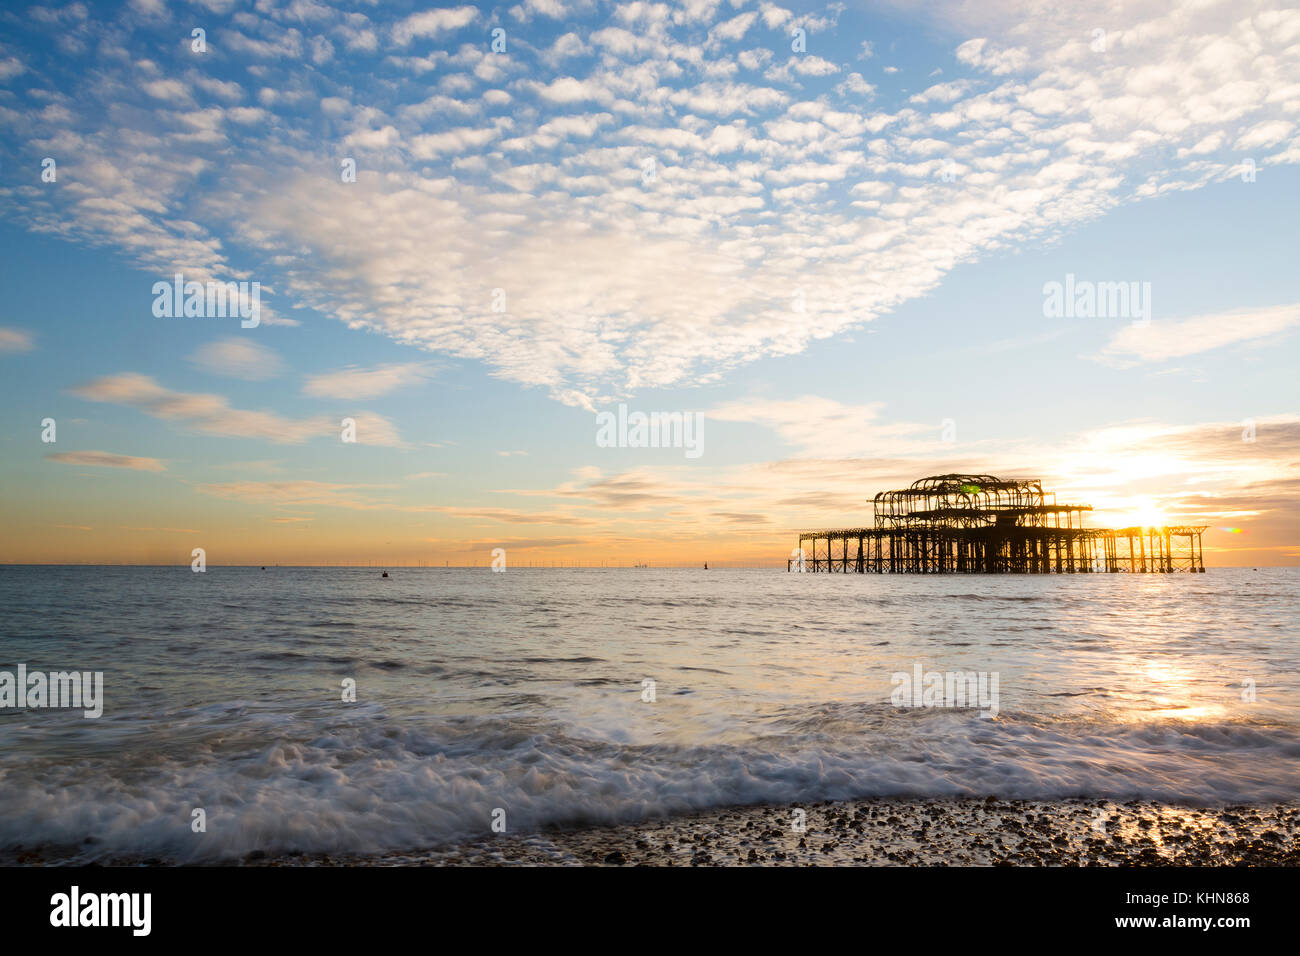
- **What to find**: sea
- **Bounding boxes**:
[0,565,1296,863]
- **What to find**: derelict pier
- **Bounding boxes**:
[789,474,1205,573]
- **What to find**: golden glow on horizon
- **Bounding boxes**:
[1119,497,1171,530]
[6,446,1297,565]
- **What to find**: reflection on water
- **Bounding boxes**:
[0,566,1296,860]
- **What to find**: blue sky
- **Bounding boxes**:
[1,0,1298,565]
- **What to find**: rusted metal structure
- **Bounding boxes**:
[788,474,1205,573]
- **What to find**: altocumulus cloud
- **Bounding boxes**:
[1,0,1298,407]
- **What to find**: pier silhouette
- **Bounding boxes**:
[790,474,1206,573]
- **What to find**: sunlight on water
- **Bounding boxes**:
[0,566,1296,860]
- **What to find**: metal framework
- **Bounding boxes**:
[789,474,1205,573]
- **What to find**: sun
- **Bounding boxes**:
[1126,497,1169,529]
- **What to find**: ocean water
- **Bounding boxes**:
[0,565,1297,863]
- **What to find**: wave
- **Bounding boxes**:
[0,705,1296,863]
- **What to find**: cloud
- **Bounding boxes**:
[302,362,431,400]
[119,525,202,533]
[1,0,1298,411]
[0,56,26,81]
[188,337,284,380]
[196,480,392,507]
[711,12,758,43]
[46,450,166,471]
[710,396,939,458]
[479,411,1300,563]
[954,37,1029,75]
[141,79,192,104]
[0,327,34,353]
[511,0,586,23]
[438,535,585,551]
[70,373,406,446]
[413,506,596,525]
[391,6,477,45]
[1098,303,1300,365]
[524,75,614,104]
[545,31,591,63]
[128,0,166,16]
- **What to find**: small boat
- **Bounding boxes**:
[381,570,389,578]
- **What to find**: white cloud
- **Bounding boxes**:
[836,72,875,97]
[409,126,499,158]
[141,78,191,103]
[188,337,284,380]
[391,7,477,46]
[525,76,614,104]
[1097,303,1300,365]
[711,12,758,43]
[4,0,1299,412]
[546,32,591,63]
[71,373,406,446]
[303,362,432,400]
[710,396,938,458]
[510,0,578,22]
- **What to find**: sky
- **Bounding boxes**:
[0,0,1297,567]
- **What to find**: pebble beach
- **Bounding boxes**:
[243,797,1300,867]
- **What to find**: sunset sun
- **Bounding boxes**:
[1126,498,1171,529]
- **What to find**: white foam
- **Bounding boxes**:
[0,706,1295,862]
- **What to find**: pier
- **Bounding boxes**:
[789,474,1205,573]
